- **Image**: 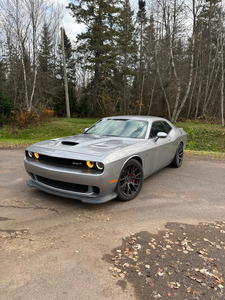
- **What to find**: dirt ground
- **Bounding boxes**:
[0,149,225,300]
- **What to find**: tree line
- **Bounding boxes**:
[0,0,224,125]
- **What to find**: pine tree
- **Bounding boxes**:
[67,0,121,114]
[37,23,57,107]
[38,23,54,74]
[117,0,138,114]
[4,41,25,108]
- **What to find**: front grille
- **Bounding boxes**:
[26,151,86,168]
[36,175,89,193]
[39,154,86,168]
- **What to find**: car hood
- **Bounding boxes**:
[27,134,140,158]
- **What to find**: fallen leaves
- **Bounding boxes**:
[214,276,224,285]
[169,281,181,289]
[123,262,130,268]
[118,273,126,279]
[111,274,117,280]
[105,221,225,299]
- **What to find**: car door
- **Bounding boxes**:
[162,120,176,161]
[145,121,172,176]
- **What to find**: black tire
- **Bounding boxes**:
[117,159,143,201]
[171,142,183,168]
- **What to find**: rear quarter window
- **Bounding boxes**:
[163,121,172,134]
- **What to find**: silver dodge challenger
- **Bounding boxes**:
[24,116,187,203]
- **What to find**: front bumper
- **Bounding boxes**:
[24,156,118,204]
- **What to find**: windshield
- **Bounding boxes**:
[85,119,147,139]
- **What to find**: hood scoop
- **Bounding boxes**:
[61,141,79,146]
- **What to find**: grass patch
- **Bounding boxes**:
[0,118,97,148]
[175,121,225,153]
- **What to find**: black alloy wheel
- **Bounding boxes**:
[117,159,143,201]
[171,142,183,168]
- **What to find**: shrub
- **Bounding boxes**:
[10,108,39,130]
[197,114,219,124]
[10,106,55,131]
[40,105,55,119]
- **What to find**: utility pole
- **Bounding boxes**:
[61,27,70,118]
[220,2,224,127]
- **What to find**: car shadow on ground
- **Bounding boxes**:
[27,188,120,211]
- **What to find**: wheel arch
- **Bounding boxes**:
[121,155,143,171]
[174,139,184,151]
[131,155,143,166]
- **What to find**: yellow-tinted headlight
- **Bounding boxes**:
[86,161,94,168]
[34,152,40,159]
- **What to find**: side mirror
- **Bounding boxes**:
[83,128,89,133]
[155,132,167,141]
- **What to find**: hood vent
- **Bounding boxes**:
[61,141,78,146]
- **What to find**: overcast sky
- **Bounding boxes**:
[59,0,86,40]
[60,0,138,41]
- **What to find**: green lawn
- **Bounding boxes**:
[0,118,97,148]
[0,118,224,158]
[175,121,225,154]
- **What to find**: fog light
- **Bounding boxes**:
[34,152,39,159]
[86,161,94,169]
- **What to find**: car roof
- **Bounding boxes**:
[102,115,168,122]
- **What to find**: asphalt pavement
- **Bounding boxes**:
[0,149,225,300]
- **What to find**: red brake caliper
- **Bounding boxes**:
[130,166,135,183]
[132,172,135,183]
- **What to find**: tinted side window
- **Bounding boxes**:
[149,121,166,138]
[162,121,172,134]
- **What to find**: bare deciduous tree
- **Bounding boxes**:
[154,0,197,122]
[0,0,63,111]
